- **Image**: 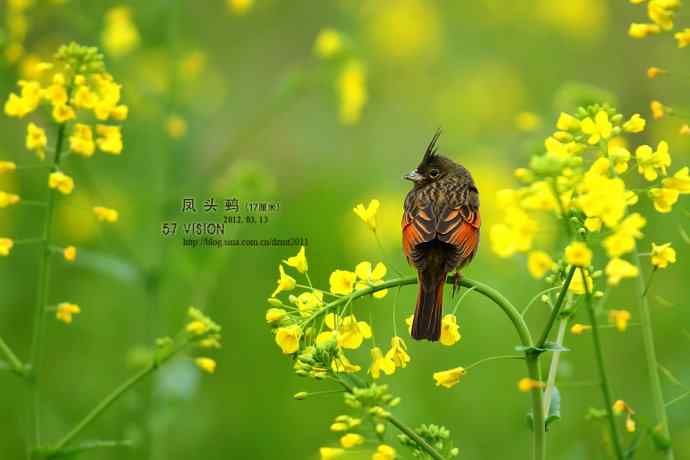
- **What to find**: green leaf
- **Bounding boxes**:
[545,386,561,430]
[542,341,570,352]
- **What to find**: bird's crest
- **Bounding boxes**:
[422,129,442,163]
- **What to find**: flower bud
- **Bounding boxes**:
[294,392,308,400]
[267,298,283,307]
[375,423,386,434]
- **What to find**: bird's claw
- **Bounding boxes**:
[451,272,462,298]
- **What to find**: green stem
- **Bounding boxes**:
[50,364,155,454]
[543,318,567,415]
[465,354,524,371]
[632,248,675,459]
[581,268,624,460]
[29,120,67,450]
[384,413,447,460]
[0,335,26,377]
[536,266,576,349]
[306,275,545,460]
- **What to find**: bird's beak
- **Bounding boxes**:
[403,169,423,182]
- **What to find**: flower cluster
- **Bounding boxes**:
[491,104,683,298]
[1,43,125,268]
[627,0,687,46]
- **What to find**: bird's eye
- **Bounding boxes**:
[429,169,439,178]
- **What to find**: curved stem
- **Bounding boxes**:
[581,268,624,460]
[465,354,524,371]
[306,275,545,460]
[632,248,675,459]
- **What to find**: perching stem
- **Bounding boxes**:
[536,266,576,349]
[305,275,545,460]
[385,413,447,460]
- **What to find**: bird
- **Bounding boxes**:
[401,130,481,341]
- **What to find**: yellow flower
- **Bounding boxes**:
[48,171,75,195]
[319,447,345,460]
[575,175,627,228]
[370,346,396,379]
[662,167,690,193]
[314,28,343,59]
[636,141,671,181]
[102,7,140,57]
[605,258,639,285]
[681,124,690,136]
[646,67,665,79]
[93,206,119,223]
[265,308,287,323]
[515,112,541,131]
[26,122,47,154]
[649,187,679,213]
[584,217,602,232]
[650,100,665,120]
[527,251,555,279]
[648,0,677,30]
[651,242,676,269]
[52,103,76,123]
[227,0,253,14]
[56,302,80,324]
[355,261,388,298]
[96,125,123,154]
[293,290,324,316]
[602,213,646,257]
[556,112,581,131]
[608,146,631,174]
[5,92,37,118]
[317,313,372,349]
[570,323,591,335]
[568,269,593,295]
[73,85,97,109]
[518,377,545,392]
[385,336,411,368]
[490,207,537,257]
[166,115,187,139]
[275,324,302,354]
[272,264,296,297]
[608,309,631,332]
[329,269,357,295]
[0,238,14,256]
[284,245,308,273]
[628,22,661,38]
[674,28,690,47]
[331,350,361,374]
[340,433,364,449]
[373,444,397,460]
[63,245,77,262]
[186,320,209,335]
[0,191,20,208]
[353,199,380,231]
[337,60,367,125]
[564,241,592,267]
[580,111,612,144]
[0,161,17,173]
[440,314,461,346]
[194,357,217,374]
[613,399,627,415]
[622,113,645,133]
[433,367,465,389]
[69,124,95,157]
[626,416,636,433]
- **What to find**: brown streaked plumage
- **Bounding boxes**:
[401,130,481,341]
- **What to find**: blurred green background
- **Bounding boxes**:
[1,0,689,459]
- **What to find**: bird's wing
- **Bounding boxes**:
[402,184,480,268]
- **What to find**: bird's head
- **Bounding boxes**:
[403,129,458,184]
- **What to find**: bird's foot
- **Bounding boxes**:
[451,272,463,298]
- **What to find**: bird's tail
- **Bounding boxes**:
[411,269,447,341]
